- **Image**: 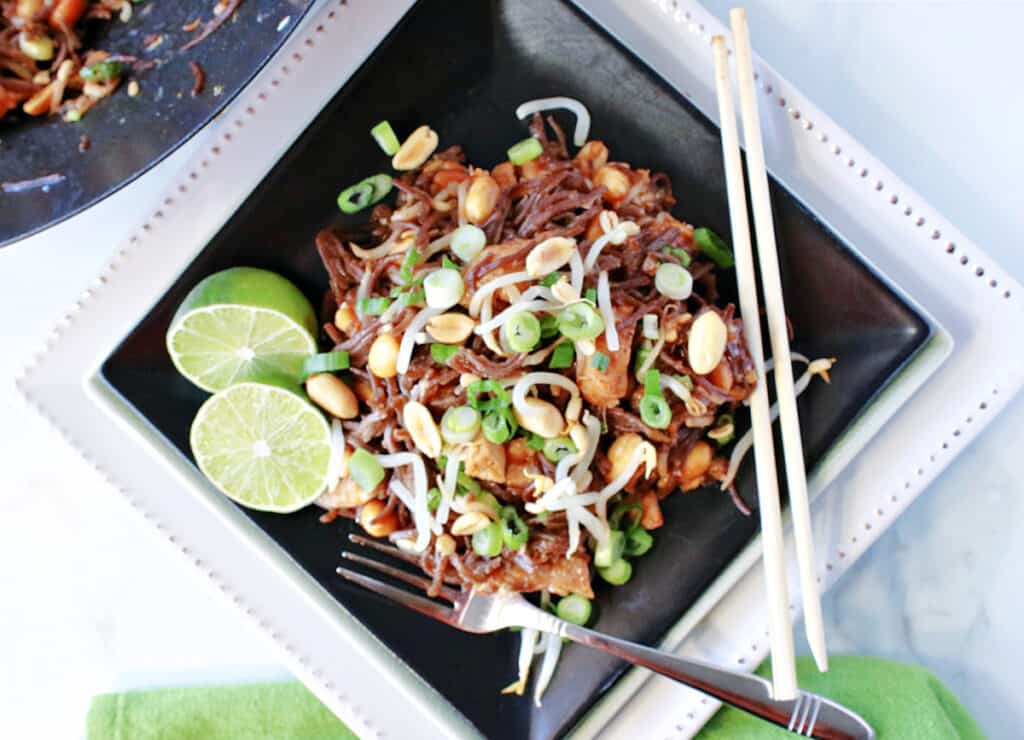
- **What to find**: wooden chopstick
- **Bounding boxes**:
[728,8,830,675]
[710,35,798,702]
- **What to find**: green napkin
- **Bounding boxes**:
[86,657,982,739]
[86,681,356,740]
[700,656,984,740]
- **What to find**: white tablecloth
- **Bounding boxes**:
[1,2,1021,737]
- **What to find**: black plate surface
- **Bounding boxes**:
[101,1,929,738]
[0,0,312,247]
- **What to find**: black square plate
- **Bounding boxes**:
[101,1,929,738]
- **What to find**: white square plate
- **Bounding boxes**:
[18,1,1023,737]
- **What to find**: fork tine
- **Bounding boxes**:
[347,533,420,565]
[341,551,461,603]
[336,565,456,623]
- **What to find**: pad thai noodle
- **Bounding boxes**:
[313,109,760,606]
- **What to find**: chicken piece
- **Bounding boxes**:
[316,476,383,510]
[452,438,507,484]
[474,552,594,599]
[640,491,664,530]
[575,323,635,408]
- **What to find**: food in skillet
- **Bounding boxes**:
[0,0,243,121]
[169,98,834,702]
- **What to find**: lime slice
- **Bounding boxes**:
[190,382,331,512]
[167,267,318,393]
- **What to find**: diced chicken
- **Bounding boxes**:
[575,324,635,408]
[453,438,507,484]
[316,476,383,510]
[640,491,664,530]
[474,550,594,599]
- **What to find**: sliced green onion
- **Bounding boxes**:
[348,448,384,492]
[370,120,400,156]
[500,506,529,550]
[558,303,604,341]
[423,268,464,309]
[539,273,560,288]
[597,558,633,586]
[337,174,393,214]
[441,405,481,444]
[482,409,517,444]
[457,471,483,497]
[634,348,651,378]
[664,246,692,267]
[64,109,82,123]
[548,342,575,370]
[396,288,425,307]
[80,60,124,81]
[301,351,350,380]
[430,343,460,365]
[677,374,695,391]
[542,437,577,464]
[539,314,560,338]
[584,287,597,304]
[338,181,374,214]
[642,314,659,341]
[507,137,543,165]
[466,379,511,412]
[451,224,487,262]
[609,502,642,531]
[624,527,654,557]
[594,530,625,568]
[472,491,502,517]
[442,255,461,272]
[365,174,393,201]
[399,247,421,283]
[644,369,662,397]
[639,395,671,429]
[427,487,441,512]
[555,594,592,626]
[501,312,541,353]
[525,433,546,451]
[472,521,504,557]
[708,413,735,445]
[357,296,391,315]
[694,227,734,268]
[655,263,694,300]
[590,351,610,372]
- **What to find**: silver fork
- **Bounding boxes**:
[337,535,875,740]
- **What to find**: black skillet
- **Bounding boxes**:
[0,0,313,247]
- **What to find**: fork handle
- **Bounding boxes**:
[545,618,870,739]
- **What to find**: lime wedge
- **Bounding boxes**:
[167,267,318,393]
[190,382,331,512]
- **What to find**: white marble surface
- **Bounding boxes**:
[1,2,1022,738]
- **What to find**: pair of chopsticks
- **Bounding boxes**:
[710,10,827,701]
